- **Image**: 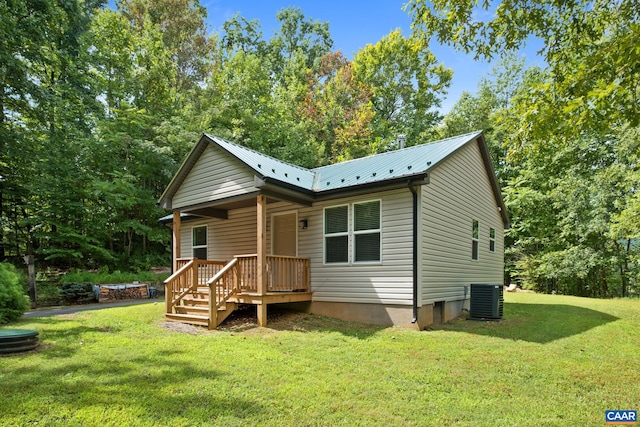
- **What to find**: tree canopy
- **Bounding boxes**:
[0,2,451,271]
[1,0,637,298]
[412,0,640,297]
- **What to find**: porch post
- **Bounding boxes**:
[172,211,181,273]
[256,194,268,326]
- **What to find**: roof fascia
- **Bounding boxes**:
[475,134,510,228]
[254,176,314,206]
[312,173,429,201]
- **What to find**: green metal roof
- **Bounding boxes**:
[205,131,483,193]
[159,130,509,226]
[206,134,317,190]
[312,131,482,192]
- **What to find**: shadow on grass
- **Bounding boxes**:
[2,346,264,424]
[440,302,619,344]
[2,316,122,359]
[217,305,385,339]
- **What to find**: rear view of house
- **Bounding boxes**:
[158,131,509,329]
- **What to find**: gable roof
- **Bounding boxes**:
[313,131,481,192]
[159,131,510,226]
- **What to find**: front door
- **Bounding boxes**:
[272,212,297,256]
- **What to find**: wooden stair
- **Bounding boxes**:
[165,286,238,329]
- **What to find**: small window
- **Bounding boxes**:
[353,200,381,262]
[489,227,496,252]
[472,220,479,260]
[192,225,207,260]
[324,205,349,263]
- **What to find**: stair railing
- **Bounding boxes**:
[206,257,240,326]
[164,259,195,314]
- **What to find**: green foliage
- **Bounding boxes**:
[412,0,640,298]
[1,293,639,425]
[352,29,452,148]
[59,282,96,305]
[61,269,169,285]
[0,262,29,324]
[35,282,62,307]
[302,52,375,163]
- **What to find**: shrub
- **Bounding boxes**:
[36,283,62,307]
[0,263,30,324]
[60,282,97,305]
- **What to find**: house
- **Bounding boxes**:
[158,131,509,329]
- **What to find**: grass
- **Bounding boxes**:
[1,293,639,426]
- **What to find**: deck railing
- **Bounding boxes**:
[206,258,239,322]
[235,254,310,292]
[268,255,310,292]
[165,255,310,319]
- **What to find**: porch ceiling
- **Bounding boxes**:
[181,195,292,219]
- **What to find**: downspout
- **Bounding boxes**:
[407,180,418,324]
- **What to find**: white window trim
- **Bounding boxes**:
[270,210,299,256]
[352,199,382,265]
[192,225,208,259]
[323,200,382,266]
[323,204,350,265]
[471,220,479,261]
[489,227,496,253]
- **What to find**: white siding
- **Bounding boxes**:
[172,145,256,209]
[420,140,504,304]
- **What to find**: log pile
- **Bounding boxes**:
[98,284,149,303]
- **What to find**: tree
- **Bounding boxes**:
[268,7,332,79]
[302,52,375,163]
[406,0,640,141]
[118,0,215,95]
[352,29,452,149]
[407,0,640,296]
[439,53,527,183]
[220,13,266,57]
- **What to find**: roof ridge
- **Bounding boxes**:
[312,130,482,171]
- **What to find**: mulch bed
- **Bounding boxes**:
[159,305,306,334]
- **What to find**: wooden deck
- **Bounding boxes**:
[164,256,311,328]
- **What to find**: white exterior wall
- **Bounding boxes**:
[172,145,256,210]
[420,140,504,305]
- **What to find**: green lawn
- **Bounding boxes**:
[1,293,639,426]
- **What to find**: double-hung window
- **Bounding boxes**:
[324,205,349,263]
[324,200,381,264]
[192,225,207,260]
[353,201,381,262]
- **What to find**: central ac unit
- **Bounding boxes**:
[469,283,503,320]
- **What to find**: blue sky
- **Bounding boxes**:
[202,0,545,114]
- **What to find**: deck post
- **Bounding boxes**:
[257,194,268,325]
[257,302,267,327]
[172,211,181,273]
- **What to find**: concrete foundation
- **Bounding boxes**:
[283,299,469,329]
